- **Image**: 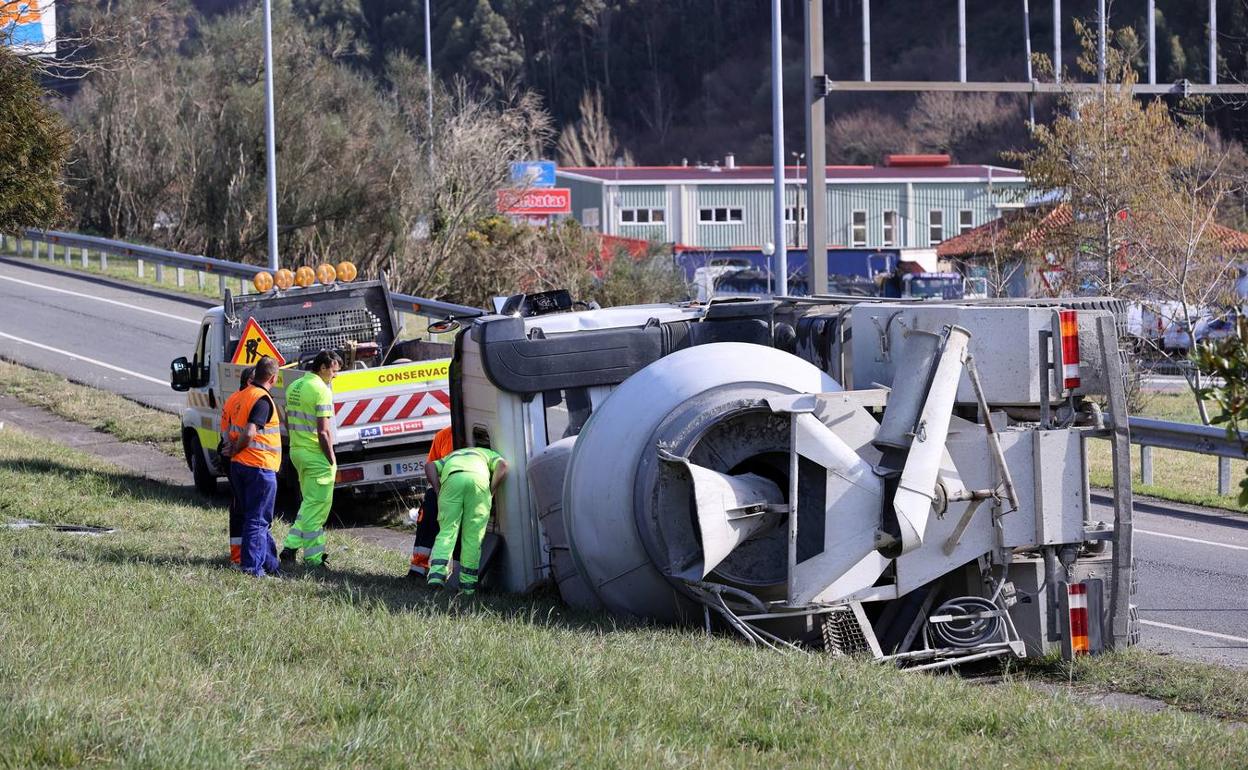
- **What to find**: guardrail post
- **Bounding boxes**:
[1140,445,1153,486]
[64,245,71,266]
[155,263,164,284]
[239,277,247,295]
[137,258,145,278]
[1219,457,1232,496]
[197,270,205,290]
[219,275,226,296]
[176,267,185,288]
[81,248,88,268]
[100,251,108,270]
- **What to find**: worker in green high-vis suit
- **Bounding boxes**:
[424,446,508,594]
[280,350,342,567]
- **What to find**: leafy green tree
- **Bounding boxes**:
[0,48,69,235]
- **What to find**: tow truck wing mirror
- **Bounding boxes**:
[170,357,192,392]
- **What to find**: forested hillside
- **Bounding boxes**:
[186,0,1248,165]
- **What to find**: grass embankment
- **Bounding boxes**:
[0,428,1245,768]
[1086,391,1248,512]
[0,359,181,457]
[1014,652,1248,723]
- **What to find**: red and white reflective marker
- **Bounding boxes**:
[1059,309,1081,390]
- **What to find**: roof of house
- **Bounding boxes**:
[557,164,1025,186]
[937,203,1248,258]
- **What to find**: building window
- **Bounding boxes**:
[784,206,806,224]
[928,210,944,245]
[882,210,898,247]
[698,207,744,224]
[851,210,868,248]
[959,209,974,235]
[620,207,665,225]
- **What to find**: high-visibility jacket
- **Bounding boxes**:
[285,372,334,453]
[434,447,502,482]
[223,386,281,472]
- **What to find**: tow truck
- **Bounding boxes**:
[170,267,480,500]
[443,289,1136,666]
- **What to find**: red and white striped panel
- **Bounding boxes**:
[335,388,451,427]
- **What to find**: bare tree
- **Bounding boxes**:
[557,88,633,167]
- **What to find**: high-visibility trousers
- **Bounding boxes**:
[428,470,491,593]
[409,487,460,577]
[283,447,334,565]
[234,462,279,576]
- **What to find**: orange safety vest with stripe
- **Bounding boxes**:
[223,386,282,472]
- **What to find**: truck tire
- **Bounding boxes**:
[186,433,218,497]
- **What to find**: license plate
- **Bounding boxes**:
[393,461,424,477]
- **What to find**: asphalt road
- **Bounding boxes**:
[2,254,1248,666]
[1120,495,1248,667]
[0,257,205,412]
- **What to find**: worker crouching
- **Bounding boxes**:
[222,356,283,577]
[423,446,507,595]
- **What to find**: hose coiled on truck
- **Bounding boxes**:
[926,596,1004,649]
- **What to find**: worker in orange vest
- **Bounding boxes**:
[408,425,453,579]
[219,366,255,567]
[221,355,283,576]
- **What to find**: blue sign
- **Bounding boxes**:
[358,427,381,439]
[510,161,557,188]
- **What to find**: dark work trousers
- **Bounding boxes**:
[233,462,280,576]
[227,463,243,566]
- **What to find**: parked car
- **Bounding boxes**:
[1162,312,1239,354]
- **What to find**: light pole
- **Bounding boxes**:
[791,151,805,249]
[769,0,788,296]
[261,0,279,271]
[424,0,434,170]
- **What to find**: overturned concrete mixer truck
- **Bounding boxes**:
[443,290,1136,669]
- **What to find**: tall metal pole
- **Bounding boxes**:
[770,0,788,297]
[1097,0,1106,85]
[862,0,871,81]
[805,0,828,296]
[424,0,435,170]
[1147,0,1156,84]
[1023,0,1035,126]
[958,0,967,82]
[1053,0,1061,82]
[261,0,279,271]
[1210,0,1218,85]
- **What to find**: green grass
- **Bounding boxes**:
[0,359,182,457]
[1087,391,1248,512]
[1,428,1247,768]
[1013,651,1248,723]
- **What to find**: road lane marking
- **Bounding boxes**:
[1140,619,1248,645]
[1137,528,1248,552]
[0,274,198,325]
[0,331,167,385]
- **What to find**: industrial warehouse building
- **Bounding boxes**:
[556,154,1027,253]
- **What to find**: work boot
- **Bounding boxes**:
[279,547,297,565]
[309,555,329,570]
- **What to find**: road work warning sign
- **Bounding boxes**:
[231,318,286,366]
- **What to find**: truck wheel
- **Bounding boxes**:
[187,433,219,497]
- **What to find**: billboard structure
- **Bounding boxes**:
[2,0,56,56]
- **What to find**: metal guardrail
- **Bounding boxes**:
[4,229,482,320]
[1128,416,1245,496]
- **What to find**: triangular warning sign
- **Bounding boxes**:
[231,317,286,366]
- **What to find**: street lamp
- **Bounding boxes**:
[762,241,776,296]
[424,0,434,170]
[769,0,788,296]
[261,0,279,271]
